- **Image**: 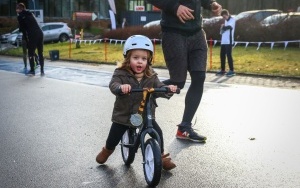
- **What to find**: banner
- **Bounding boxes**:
[107,0,116,14]
[209,40,300,50]
[70,38,300,50]
[109,10,116,30]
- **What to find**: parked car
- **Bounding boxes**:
[0,29,20,44]
[235,9,282,23]
[16,22,73,44]
[203,16,223,26]
[40,22,72,42]
[261,12,300,26]
[234,9,282,41]
[259,12,300,42]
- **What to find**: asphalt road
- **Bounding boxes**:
[0,56,300,188]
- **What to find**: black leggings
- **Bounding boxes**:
[105,120,164,153]
[163,71,206,125]
[27,33,44,71]
[22,39,27,66]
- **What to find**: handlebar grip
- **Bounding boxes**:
[115,88,143,95]
[130,88,144,92]
[115,88,122,95]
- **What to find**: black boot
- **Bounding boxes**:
[23,56,27,69]
[27,56,35,76]
[39,55,45,76]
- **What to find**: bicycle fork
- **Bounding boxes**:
[140,98,162,161]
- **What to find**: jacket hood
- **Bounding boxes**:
[19,10,32,16]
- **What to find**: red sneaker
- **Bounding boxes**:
[176,128,207,142]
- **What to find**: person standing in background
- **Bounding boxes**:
[121,18,128,28]
[16,3,44,76]
[21,35,39,70]
[216,9,236,77]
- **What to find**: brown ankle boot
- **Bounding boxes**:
[96,147,114,164]
[162,153,176,171]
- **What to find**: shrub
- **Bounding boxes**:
[0,17,18,34]
[102,26,161,40]
[203,17,224,41]
[1,16,299,43]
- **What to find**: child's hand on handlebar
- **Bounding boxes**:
[168,85,178,93]
[120,84,131,94]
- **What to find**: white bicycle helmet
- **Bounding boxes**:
[123,35,153,58]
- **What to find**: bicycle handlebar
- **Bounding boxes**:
[131,87,180,94]
[116,87,180,95]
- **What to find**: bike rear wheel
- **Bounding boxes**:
[121,129,135,165]
[143,138,162,187]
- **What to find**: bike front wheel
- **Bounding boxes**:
[143,138,162,187]
[121,129,135,165]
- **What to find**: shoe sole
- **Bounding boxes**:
[176,135,206,143]
[226,74,235,77]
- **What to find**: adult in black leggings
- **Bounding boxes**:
[22,35,39,69]
[16,3,44,76]
[147,0,222,142]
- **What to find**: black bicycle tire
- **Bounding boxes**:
[121,129,135,165]
[143,138,162,187]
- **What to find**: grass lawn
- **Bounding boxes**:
[1,41,300,77]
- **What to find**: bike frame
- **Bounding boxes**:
[129,89,162,155]
[121,87,179,158]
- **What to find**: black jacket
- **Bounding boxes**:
[17,10,43,40]
[147,0,215,35]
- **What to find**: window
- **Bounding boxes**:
[0,0,109,18]
[50,25,63,30]
[0,0,10,16]
[42,25,50,31]
[127,0,153,11]
[48,0,63,17]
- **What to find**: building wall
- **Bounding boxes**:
[1,0,299,19]
[0,0,110,19]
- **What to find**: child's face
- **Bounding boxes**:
[16,8,22,14]
[222,14,229,20]
[129,49,148,74]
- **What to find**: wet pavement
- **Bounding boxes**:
[0,56,113,87]
[0,55,300,188]
[0,55,299,90]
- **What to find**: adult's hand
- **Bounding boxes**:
[211,2,222,16]
[176,5,194,23]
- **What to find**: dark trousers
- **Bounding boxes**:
[22,39,27,67]
[220,44,234,71]
[105,120,164,153]
[22,40,39,68]
[27,33,44,71]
